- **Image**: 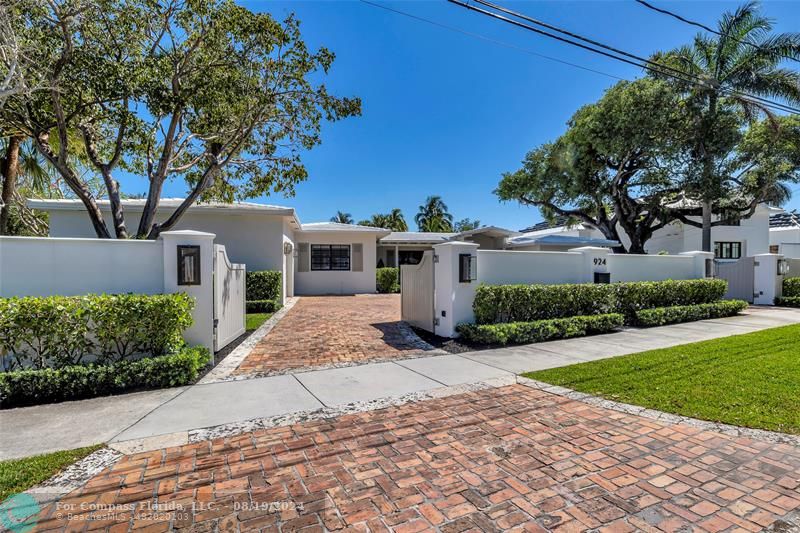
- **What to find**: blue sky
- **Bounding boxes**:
[150,0,800,230]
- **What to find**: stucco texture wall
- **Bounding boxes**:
[294,232,378,295]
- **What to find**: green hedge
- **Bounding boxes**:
[634,300,748,327]
[0,294,194,370]
[783,277,800,298]
[246,299,281,313]
[0,347,209,408]
[775,296,800,307]
[456,314,624,346]
[246,270,281,301]
[376,268,400,293]
[473,279,727,325]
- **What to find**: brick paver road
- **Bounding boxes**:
[29,385,800,532]
[235,295,435,376]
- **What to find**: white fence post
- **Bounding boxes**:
[753,253,784,305]
[679,251,715,278]
[160,230,216,356]
[569,246,611,283]
[432,241,479,338]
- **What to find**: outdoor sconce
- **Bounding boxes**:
[705,258,715,278]
[284,242,294,255]
[778,258,790,276]
[593,272,611,284]
[459,254,477,283]
[177,245,201,286]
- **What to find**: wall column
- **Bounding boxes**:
[432,241,480,338]
[160,230,216,356]
[679,251,715,279]
[568,246,611,283]
[753,253,784,305]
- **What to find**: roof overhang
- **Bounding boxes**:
[507,234,620,248]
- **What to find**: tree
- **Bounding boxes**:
[415,196,453,232]
[356,208,407,231]
[330,211,353,224]
[497,79,697,253]
[454,218,480,232]
[3,0,360,239]
[651,1,800,251]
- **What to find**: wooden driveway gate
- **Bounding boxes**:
[715,257,755,303]
[213,244,246,351]
[400,250,435,333]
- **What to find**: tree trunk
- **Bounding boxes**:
[0,135,22,235]
[699,94,718,253]
[701,201,712,252]
[101,167,128,239]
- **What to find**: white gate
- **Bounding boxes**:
[213,244,246,351]
[715,257,755,303]
[401,250,435,333]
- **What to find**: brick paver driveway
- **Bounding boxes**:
[235,295,436,376]
[31,385,800,532]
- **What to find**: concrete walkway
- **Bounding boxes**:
[3,306,799,459]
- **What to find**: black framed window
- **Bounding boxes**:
[311,244,350,271]
[714,241,742,259]
[177,245,201,285]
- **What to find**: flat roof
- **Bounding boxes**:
[299,222,391,236]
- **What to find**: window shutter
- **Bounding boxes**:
[352,243,363,272]
[297,243,310,272]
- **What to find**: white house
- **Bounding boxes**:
[518,204,778,260]
[769,211,800,258]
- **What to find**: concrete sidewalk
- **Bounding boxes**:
[3,306,799,459]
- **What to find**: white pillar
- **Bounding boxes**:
[569,246,611,283]
[432,241,480,338]
[395,245,399,268]
[753,253,784,305]
[160,230,216,355]
[679,251,715,279]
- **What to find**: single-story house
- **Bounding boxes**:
[519,203,778,260]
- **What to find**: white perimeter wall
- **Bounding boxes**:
[609,254,695,282]
[48,209,285,272]
[0,236,164,297]
[478,250,584,285]
[294,232,378,295]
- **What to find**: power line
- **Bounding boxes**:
[633,0,800,64]
[446,0,800,116]
[357,0,625,82]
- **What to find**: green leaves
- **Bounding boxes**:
[246,270,282,301]
[457,314,623,346]
[0,293,194,370]
[634,301,748,327]
[783,277,800,298]
[376,268,400,294]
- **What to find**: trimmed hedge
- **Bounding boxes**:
[775,296,800,307]
[246,270,281,301]
[246,299,281,313]
[473,279,728,325]
[783,277,800,298]
[634,300,748,327]
[0,346,209,408]
[456,313,624,346]
[0,293,194,370]
[376,268,400,294]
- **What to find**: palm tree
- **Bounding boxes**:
[330,211,353,224]
[652,2,800,251]
[415,195,453,232]
[1,136,59,234]
[384,208,408,231]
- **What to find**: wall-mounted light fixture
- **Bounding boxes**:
[778,258,790,276]
[284,242,294,255]
[459,254,477,283]
[177,245,201,286]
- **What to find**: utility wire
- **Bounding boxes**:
[633,0,800,64]
[447,0,800,116]
[357,0,625,82]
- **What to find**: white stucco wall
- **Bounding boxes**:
[477,250,585,285]
[46,209,286,272]
[608,254,695,282]
[293,231,378,295]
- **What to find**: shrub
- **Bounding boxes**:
[456,314,624,346]
[376,268,400,293]
[0,293,194,370]
[246,270,282,301]
[0,346,209,408]
[634,300,748,327]
[246,299,281,313]
[783,277,800,298]
[472,279,728,325]
[775,296,800,307]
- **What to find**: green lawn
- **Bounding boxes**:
[246,312,273,331]
[0,445,104,502]
[524,324,800,435]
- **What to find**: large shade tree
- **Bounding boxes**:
[415,196,453,232]
[3,0,360,239]
[650,1,800,251]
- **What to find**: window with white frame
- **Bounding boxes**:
[311,244,350,271]
[714,241,742,259]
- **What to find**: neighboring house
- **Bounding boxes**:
[769,211,800,258]
[518,204,777,259]
[377,227,518,266]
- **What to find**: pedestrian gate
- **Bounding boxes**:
[401,250,435,333]
[715,257,755,303]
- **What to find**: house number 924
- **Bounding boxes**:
[593,258,607,266]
